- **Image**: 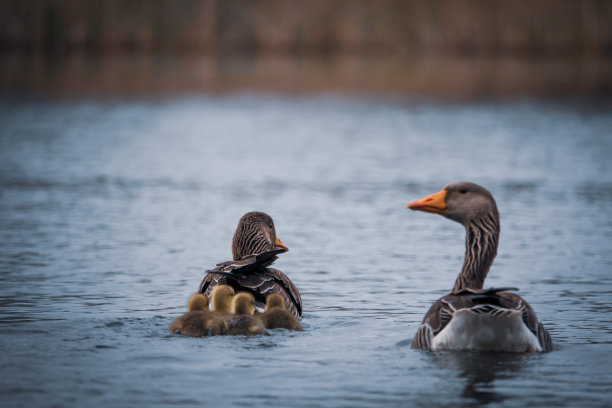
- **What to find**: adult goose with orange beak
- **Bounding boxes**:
[408,182,552,352]
[198,211,302,318]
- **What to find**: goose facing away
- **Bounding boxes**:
[169,294,221,337]
[408,182,552,352]
[187,294,209,312]
[226,292,266,336]
[198,212,302,318]
[211,285,234,314]
[259,294,303,331]
[204,285,236,335]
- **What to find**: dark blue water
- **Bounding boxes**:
[1,96,611,407]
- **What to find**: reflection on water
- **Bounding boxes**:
[0,96,611,407]
[431,352,529,405]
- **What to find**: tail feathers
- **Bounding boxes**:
[537,322,553,352]
[411,324,434,350]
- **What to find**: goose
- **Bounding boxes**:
[211,285,234,314]
[199,212,302,318]
[188,293,209,312]
[169,294,223,337]
[259,294,303,331]
[408,182,552,352]
[226,292,266,336]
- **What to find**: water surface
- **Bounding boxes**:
[1,96,611,407]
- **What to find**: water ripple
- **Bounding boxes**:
[0,97,611,407]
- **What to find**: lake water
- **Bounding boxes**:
[1,95,611,407]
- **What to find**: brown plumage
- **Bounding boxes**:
[198,211,302,318]
[226,292,266,336]
[259,294,303,331]
[169,294,226,337]
[231,212,285,261]
[408,182,552,352]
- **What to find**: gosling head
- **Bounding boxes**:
[232,211,288,261]
[211,285,235,313]
[264,294,286,312]
[232,292,256,315]
[187,293,210,312]
[408,181,498,227]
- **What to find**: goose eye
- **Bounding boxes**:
[459,189,468,194]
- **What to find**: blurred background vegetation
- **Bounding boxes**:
[1,0,611,98]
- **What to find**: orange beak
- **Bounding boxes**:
[407,189,448,214]
[274,237,289,252]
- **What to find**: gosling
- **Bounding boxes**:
[206,285,237,335]
[259,294,303,331]
[226,292,266,336]
[169,294,221,337]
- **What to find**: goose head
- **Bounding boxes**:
[187,293,210,312]
[408,182,498,227]
[232,292,256,315]
[211,285,235,313]
[232,211,288,261]
[264,294,286,312]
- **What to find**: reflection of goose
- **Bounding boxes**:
[430,351,529,405]
[227,292,266,336]
[259,294,303,331]
[198,212,302,317]
[408,182,552,352]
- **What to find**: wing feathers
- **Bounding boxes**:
[198,253,302,318]
[537,322,553,352]
[411,324,434,350]
[414,288,552,352]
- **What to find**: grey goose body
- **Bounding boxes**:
[408,182,552,352]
